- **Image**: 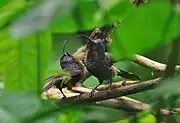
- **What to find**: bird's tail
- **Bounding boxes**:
[117,68,140,80]
[43,76,63,92]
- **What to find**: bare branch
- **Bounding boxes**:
[63,78,162,102]
[133,54,180,72]
[97,96,150,112]
[160,108,180,116]
[71,86,149,111]
[42,85,150,112]
[88,80,139,91]
[42,81,180,115]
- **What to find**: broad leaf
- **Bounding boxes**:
[4,31,52,92]
[110,2,180,60]
[0,1,34,29]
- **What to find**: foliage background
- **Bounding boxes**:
[0,0,180,123]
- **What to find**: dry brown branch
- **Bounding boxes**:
[63,77,162,102]
[88,80,139,91]
[41,81,180,115]
[72,86,148,112]
[42,85,150,112]
[160,108,180,116]
[42,84,151,112]
[133,54,180,72]
[97,96,150,112]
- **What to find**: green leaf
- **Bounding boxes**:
[10,0,75,39]
[0,1,34,29]
[51,0,99,33]
[138,114,156,123]
[59,110,82,123]
[35,31,52,92]
[0,92,41,119]
[110,2,180,60]
[0,92,61,123]
[50,13,78,33]
[51,0,131,33]
[0,0,8,8]
[4,30,52,92]
[0,107,18,123]
[95,0,131,25]
[115,119,129,123]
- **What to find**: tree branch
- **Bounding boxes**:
[63,77,162,102]
[88,80,139,91]
[132,54,180,72]
[41,80,180,115]
[160,108,180,116]
[97,97,150,112]
[42,85,150,112]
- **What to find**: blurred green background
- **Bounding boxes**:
[0,0,180,123]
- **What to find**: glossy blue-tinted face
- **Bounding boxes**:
[60,53,74,67]
[60,53,73,62]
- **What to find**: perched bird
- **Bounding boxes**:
[60,40,85,84]
[78,35,140,97]
[73,23,120,83]
[43,22,140,98]
[78,35,113,97]
[43,40,85,98]
[73,22,119,65]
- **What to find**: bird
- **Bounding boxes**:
[77,34,140,97]
[78,35,114,97]
[43,40,85,98]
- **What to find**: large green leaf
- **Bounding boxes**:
[10,0,75,39]
[0,107,18,123]
[4,30,52,92]
[0,0,8,8]
[110,2,180,60]
[51,0,131,33]
[0,92,60,123]
[0,1,34,29]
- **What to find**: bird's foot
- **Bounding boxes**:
[122,80,126,86]
[105,88,111,96]
[78,94,82,100]
[89,90,95,98]
[61,96,67,99]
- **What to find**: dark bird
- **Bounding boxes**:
[78,35,113,97]
[77,34,140,97]
[43,40,85,98]
[60,40,84,80]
